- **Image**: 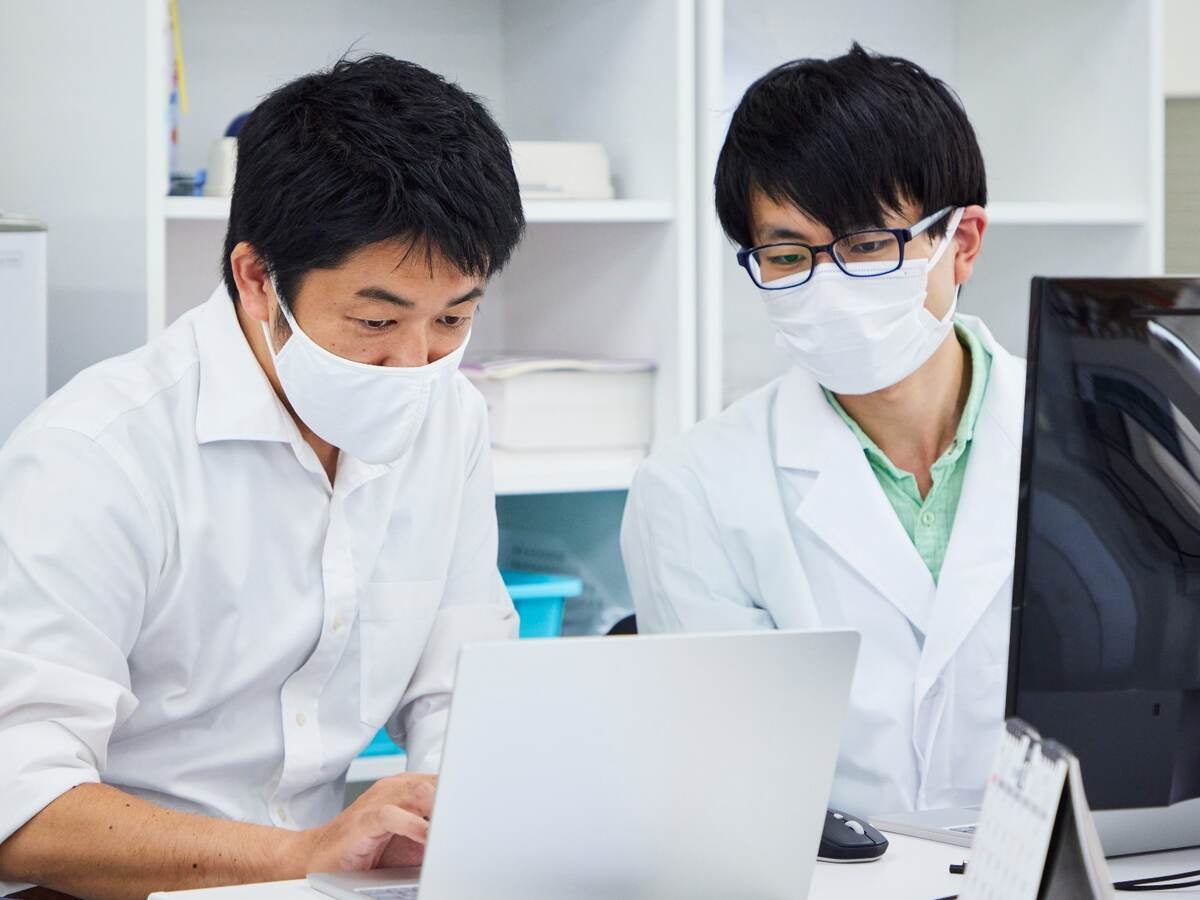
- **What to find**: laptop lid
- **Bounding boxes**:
[417,628,859,900]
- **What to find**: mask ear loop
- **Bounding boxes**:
[925,208,966,328]
[265,273,297,354]
[924,207,966,272]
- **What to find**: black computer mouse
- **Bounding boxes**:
[818,808,889,862]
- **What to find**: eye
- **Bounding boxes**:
[849,240,887,253]
[438,314,471,330]
[768,253,804,266]
[358,319,395,331]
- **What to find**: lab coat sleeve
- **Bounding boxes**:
[621,455,777,634]
[391,392,518,773]
[0,427,155,847]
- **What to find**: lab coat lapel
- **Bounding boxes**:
[775,369,936,632]
[915,335,1025,699]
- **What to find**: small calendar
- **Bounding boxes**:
[960,719,1112,900]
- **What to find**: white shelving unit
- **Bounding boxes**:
[163,195,675,225]
[147,0,697,496]
[698,0,1165,413]
[490,448,645,496]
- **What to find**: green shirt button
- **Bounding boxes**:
[921,510,936,527]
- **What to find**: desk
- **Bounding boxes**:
[149,835,1200,899]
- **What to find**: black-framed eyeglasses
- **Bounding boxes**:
[736,206,954,290]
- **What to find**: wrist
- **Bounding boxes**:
[272,825,317,880]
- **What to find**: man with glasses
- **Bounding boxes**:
[622,45,1024,818]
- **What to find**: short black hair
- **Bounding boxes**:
[222,54,524,305]
[714,43,986,249]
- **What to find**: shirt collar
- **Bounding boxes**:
[193,284,300,446]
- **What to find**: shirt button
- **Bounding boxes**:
[296,712,307,727]
[921,511,936,526]
[276,806,288,823]
[332,613,346,631]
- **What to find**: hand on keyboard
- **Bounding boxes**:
[298,774,437,873]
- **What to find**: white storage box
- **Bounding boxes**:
[510,142,614,201]
[464,357,655,451]
[0,214,47,443]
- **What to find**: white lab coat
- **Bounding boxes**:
[621,315,1023,816]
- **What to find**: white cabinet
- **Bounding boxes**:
[698,0,1165,412]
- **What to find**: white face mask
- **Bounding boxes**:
[763,207,965,395]
[262,278,468,464]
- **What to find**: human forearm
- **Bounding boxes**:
[0,783,307,900]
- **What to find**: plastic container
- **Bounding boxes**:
[360,729,404,757]
[502,569,584,639]
[357,569,583,759]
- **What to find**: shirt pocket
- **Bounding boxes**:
[358,578,444,728]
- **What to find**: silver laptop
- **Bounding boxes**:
[870,808,980,848]
[310,628,860,900]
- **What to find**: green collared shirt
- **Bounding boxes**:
[823,324,992,583]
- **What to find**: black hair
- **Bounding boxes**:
[222,54,524,305]
[714,43,986,249]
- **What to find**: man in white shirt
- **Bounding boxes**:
[0,55,523,898]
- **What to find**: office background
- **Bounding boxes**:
[0,0,1197,640]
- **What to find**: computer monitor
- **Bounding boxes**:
[1009,276,1200,856]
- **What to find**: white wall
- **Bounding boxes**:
[1165,0,1200,97]
[0,1,149,390]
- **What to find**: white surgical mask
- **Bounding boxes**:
[262,278,468,463]
[763,207,964,395]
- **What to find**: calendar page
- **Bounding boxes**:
[960,721,1069,900]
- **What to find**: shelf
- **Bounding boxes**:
[492,447,645,495]
[164,195,673,224]
[523,200,674,223]
[985,202,1148,226]
[167,197,1142,227]
[347,753,408,783]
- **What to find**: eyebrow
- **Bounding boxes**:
[355,285,485,309]
[760,225,814,244]
[759,221,896,245]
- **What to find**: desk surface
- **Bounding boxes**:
[150,834,1200,899]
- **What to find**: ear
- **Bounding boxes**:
[951,205,987,286]
[229,243,273,325]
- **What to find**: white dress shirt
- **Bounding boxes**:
[0,287,517,864]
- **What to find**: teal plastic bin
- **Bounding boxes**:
[361,729,406,757]
[358,569,582,759]
[501,569,583,639]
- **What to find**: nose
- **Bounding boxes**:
[381,328,433,368]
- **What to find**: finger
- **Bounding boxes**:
[373,775,437,819]
[367,803,430,846]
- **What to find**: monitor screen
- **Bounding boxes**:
[1009,277,1200,811]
